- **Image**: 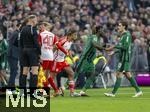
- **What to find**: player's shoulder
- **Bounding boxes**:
[56,37,68,45]
[21,25,30,31]
[88,34,96,38]
[125,31,131,36]
[89,34,97,42]
[2,38,8,45]
[59,37,67,42]
[40,30,55,36]
[48,31,55,37]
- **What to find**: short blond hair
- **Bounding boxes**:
[26,15,36,20]
[41,22,52,30]
[24,15,36,23]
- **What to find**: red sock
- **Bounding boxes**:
[69,81,75,93]
[43,80,49,87]
[48,76,59,92]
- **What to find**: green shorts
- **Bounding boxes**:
[117,61,130,72]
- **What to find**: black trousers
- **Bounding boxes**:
[8,57,18,88]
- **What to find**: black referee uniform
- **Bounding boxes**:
[20,25,41,66]
[19,25,41,91]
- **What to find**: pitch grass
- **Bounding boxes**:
[50,87,150,112]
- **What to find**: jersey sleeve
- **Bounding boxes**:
[114,44,125,50]
[55,38,68,55]
[53,35,57,45]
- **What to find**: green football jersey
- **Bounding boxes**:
[114,31,132,63]
[77,34,99,72]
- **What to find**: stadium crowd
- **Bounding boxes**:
[0,0,150,90]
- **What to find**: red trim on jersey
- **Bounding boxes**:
[56,37,68,55]
[38,34,42,46]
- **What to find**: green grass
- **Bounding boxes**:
[50,87,150,112]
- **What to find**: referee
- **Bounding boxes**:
[19,15,41,96]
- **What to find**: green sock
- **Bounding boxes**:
[74,72,79,82]
[112,77,122,94]
[128,77,140,92]
[82,75,95,92]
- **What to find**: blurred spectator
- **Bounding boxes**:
[131,38,148,72]
[0,13,7,39]
[146,27,150,72]
[0,30,8,87]
[7,22,21,90]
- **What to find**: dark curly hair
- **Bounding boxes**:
[66,29,76,36]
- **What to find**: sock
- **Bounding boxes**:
[19,66,23,87]
[128,76,140,92]
[31,75,38,88]
[29,72,33,87]
[56,73,61,88]
[48,76,59,92]
[19,74,22,87]
[30,75,38,95]
[112,77,122,94]
[43,80,50,95]
[43,80,49,87]
[7,84,15,91]
[20,75,27,95]
[82,74,95,92]
[74,72,79,82]
[68,80,75,93]
[20,75,27,88]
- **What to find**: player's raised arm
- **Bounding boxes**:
[105,45,115,51]
[55,38,69,55]
[92,42,105,51]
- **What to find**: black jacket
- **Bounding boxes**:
[7,30,20,59]
[20,25,41,55]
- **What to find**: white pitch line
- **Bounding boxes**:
[116,91,150,94]
[113,98,150,99]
